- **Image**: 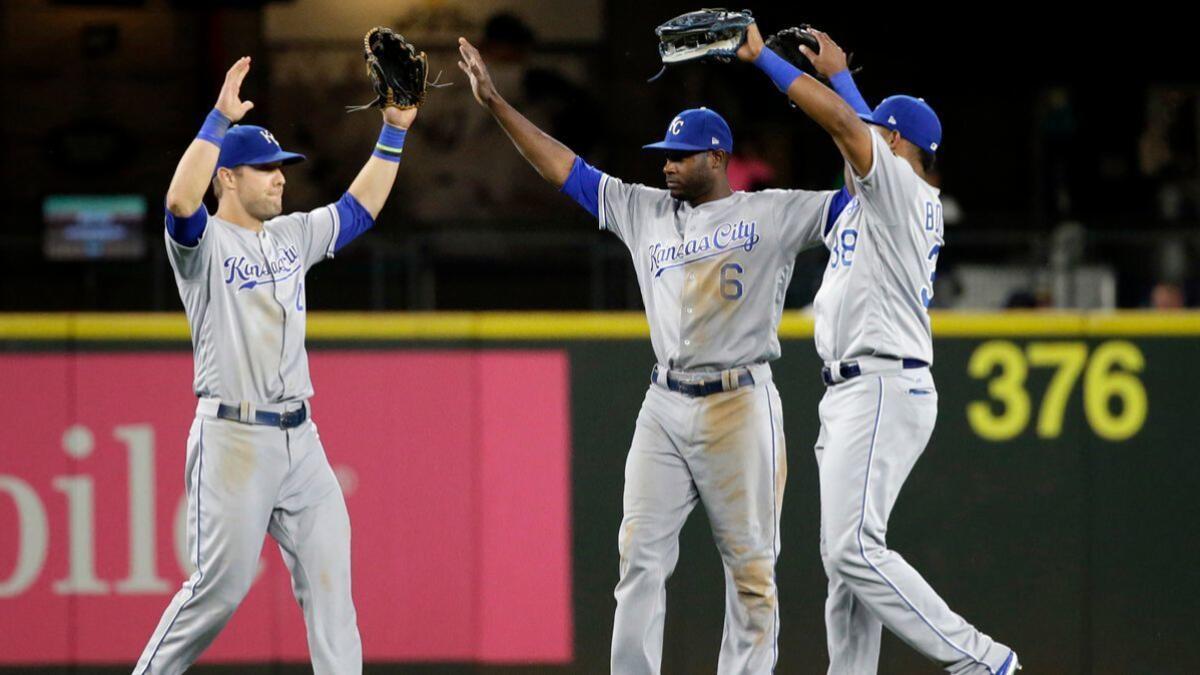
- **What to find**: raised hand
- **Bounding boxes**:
[799,29,849,78]
[216,57,255,122]
[735,23,765,62]
[383,106,418,130]
[456,37,499,106]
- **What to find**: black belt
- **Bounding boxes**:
[652,365,755,397]
[821,358,928,386]
[216,403,308,429]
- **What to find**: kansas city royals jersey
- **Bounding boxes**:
[598,176,833,371]
[165,205,341,403]
[812,128,945,365]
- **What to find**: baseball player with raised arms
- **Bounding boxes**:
[736,24,1020,675]
[132,56,416,674]
[457,36,840,675]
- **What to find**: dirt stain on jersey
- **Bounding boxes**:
[680,257,742,351]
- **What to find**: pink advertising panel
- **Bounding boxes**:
[0,351,572,664]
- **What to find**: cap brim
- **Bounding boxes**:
[858,113,892,128]
[641,141,712,152]
[248,150,306,167]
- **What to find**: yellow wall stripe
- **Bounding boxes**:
[1,311,1199,341]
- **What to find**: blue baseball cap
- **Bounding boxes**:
[861,95,942,153]
[643,107,733,153]
[216,125,306,170]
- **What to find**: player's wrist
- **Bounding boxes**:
[372,122,406,163]
[196,108,232,147]
[828,69,852,84]
[753,46,804,93]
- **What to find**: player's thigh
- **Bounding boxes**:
[270,421,352,575]
[872,370,938,515]
[692,384,783,559]
[815,378,890,540]
[186,419,285,589]
[275,420,350,533]
[620,388,697,553]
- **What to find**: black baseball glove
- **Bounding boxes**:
[347,26,443,112]
[764,26,820,74]
[765,26,861,80]
[648,8,754,82]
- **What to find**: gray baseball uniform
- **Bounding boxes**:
[812,127,1012,675]
[593,170,834,674]
[133,205,361,674]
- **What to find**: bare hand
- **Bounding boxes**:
[383,106,418,129]
[457,37,499,106]
[736,23,765,62]
[215,57,255,122]
[799,28,848,79]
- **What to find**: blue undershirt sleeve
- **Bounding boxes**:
[559,156,603,218]
[164,204,209,247]
[825,186,852,237]
[829,70,872,116]
[333,192,375,252]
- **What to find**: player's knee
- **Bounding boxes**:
[199,565,257,615]
[203,583,251,619]
[828,537,869,579]
[730,557,776,602]
[616,520,655,567]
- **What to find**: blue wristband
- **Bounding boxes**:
[753,46,804,93]
[829,70,872,116]
[372,123,407,162]
[196,109,231,147]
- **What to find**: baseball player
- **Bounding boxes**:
[737,24,1020,675]
[132,56,416,674]
[457,37,840,674]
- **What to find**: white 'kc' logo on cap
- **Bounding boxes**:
[259,129,280,146]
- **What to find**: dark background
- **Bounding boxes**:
[2,1,1198,311]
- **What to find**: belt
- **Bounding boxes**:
[651,364,756,398]
[197,398,309,429]
[822,357,928,386]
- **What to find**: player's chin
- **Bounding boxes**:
[666,184,687,200]
[251,200,283,221]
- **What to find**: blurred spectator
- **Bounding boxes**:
[1004,287,1054,309]
[400,12,599,222]
[1149,281,1187,309]
[1139,87,1200,222]
[1035,87,1080,220]
[728,135,777,192]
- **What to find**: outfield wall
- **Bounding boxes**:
[1,311,1197,674]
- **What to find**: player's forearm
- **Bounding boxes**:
[485,94,576,188]
[165,110,229,216]
[346,157,399,219]
[346,122,407,218]
[751,47,872,176]
[785,76,872,174]
[828,70,871,116]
